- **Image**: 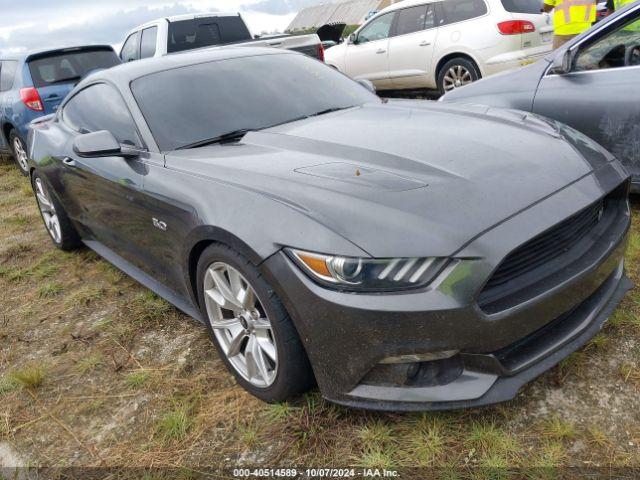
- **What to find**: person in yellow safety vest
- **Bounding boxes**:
[607,0,640,32]
[543,0,597,49]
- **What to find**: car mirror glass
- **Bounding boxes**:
[349,33,357,44]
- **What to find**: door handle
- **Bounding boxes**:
[376,48,386,54]
[419,41,431,46]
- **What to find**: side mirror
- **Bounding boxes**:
[550,47,577,74]
[356,78,376,94]
[72,130,138,158]
[349,33,357,44]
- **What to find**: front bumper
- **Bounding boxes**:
[263,166,631,411]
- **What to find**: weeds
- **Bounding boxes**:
[156,404,193,442]
[11,363,46,389]
[124,370,150,388]
[76,354,102,374]
[37,282,63,298]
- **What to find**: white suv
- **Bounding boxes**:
[325,0,553,94]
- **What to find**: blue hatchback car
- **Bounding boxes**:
[0,46,120,175]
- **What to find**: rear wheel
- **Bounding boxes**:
[437,57,480,95]
[9,130,29,176]
[32,173,81,251]
[196,243,314,402]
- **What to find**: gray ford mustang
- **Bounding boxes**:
[27,47,631,411]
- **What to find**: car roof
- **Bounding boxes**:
[83,47,289,86]
[0,45,115,62]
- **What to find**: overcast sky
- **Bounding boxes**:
[0,0,319,55]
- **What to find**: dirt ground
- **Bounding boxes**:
[0,153,639,478]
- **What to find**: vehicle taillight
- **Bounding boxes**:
[20,87,44,111]
[497,20,536,34]
[317,42,325,62]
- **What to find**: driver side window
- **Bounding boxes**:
[62,84,142,147]
[356,13,395,44]
[575,15,640,71]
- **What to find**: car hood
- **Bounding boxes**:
[165,101,613,258]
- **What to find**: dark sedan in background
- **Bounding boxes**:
[442,2,640,190]
[27,48,631,410]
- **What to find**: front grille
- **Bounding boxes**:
[484,199,605,292]
[477,182,628,314]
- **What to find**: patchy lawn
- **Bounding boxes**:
[0,155,639,474]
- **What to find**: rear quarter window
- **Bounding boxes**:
[500,0,543,14]
[438,0,488,25]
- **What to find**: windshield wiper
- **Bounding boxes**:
[267,106,354,129]
[308,106,351,117]
[177,129,253,150]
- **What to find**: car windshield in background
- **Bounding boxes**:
[167,17,252,53]
[28,49,120,88]
[500,0,542,14]
[131,53,379,151]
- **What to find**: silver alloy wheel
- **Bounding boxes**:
[34,178,62,244]
[442,65,474,92]
[13,137,29,172]
[203,262,278,388]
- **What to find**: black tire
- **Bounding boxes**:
[196,243,315,402]
[437,57,481,96]
[9,130,29,176]
[31,172,82,251]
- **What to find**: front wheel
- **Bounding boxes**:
[32,173,81,251]
[9,130,29,176]
[196,243,314,402]
[437,58,480,95]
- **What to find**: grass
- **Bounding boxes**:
[76,354,102,374]
[0,376,19,396]
[10,363,46,389]
[156,404,193,442]
[37,282,63,298]
[406,416,446,466]
[124,370,150,388]
[133,291,173,323]
[64,285,105,307]
[539,416,576,442]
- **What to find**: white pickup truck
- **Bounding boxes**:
[119,13,323,62]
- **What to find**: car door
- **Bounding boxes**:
[532,10,640,179]
[55,82,152,268]
[388,3,438,88]
[343,12,395,89]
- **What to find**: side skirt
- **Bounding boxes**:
[83,239,206,325]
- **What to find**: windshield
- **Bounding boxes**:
[131,53,379,151]
[28,49,120,88]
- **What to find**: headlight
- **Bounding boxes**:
[286,248,449,292]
